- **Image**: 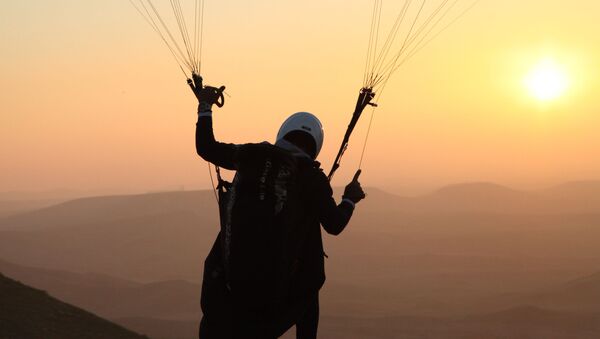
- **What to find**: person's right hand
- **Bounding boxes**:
[343,170,366,204]
[188,73,226,108]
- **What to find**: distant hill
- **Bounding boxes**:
[0,189,94,217]
[0,188,402,281]
[104,306,600,339]
[0,190,217,232]
[0,258,138,289]
[544,181,600,198]
[1,184,600,318]
[116,317,198,339]
[432,182,526,201]
[397,181,600,214]
[539,181,600,212]
[527,271,600,313]
[0,199,65,218]
[282,306,600,339]
[0,273,148,339]
[0,189,85,202]
[0,191,220,282]
[459,305,600,338]
[0,186,600,281]
[419,182,534,213]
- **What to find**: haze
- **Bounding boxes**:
[1,0,599,195]
[3,185,600,338]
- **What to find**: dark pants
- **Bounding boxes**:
[199,240,320,339]
[199,294,320,339]
[294,294,319,339]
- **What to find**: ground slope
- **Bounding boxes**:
[0,273,148,339]
[0,259,201,321]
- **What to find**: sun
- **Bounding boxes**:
[524,58,569,102]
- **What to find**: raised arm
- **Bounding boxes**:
[196,115,238,170]
[190,74,238,170]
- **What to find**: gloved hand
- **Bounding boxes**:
[188,73,226,111]
[343,170,366,204]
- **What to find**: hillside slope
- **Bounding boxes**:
[0,273,148,339]
[0,259,201,320]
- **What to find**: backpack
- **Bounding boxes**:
[215,143,315,311]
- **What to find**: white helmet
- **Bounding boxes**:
[276,112,324,158]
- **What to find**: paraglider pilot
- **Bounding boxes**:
[191,74,366,339]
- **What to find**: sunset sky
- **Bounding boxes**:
[1,0,599,196]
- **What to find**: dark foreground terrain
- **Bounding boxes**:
[0,273,147,339]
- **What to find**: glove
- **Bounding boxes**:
[188,73,226,113]
[343,170,366,204]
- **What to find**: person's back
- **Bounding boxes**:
[220,143,310,306]
[189,75,365,338]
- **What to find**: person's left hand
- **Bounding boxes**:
[343,170,366,204]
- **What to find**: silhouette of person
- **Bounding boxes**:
[190,75,365,339]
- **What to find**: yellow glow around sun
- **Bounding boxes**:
[524,58,569,102]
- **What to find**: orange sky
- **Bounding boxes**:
[1,0,599,196]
